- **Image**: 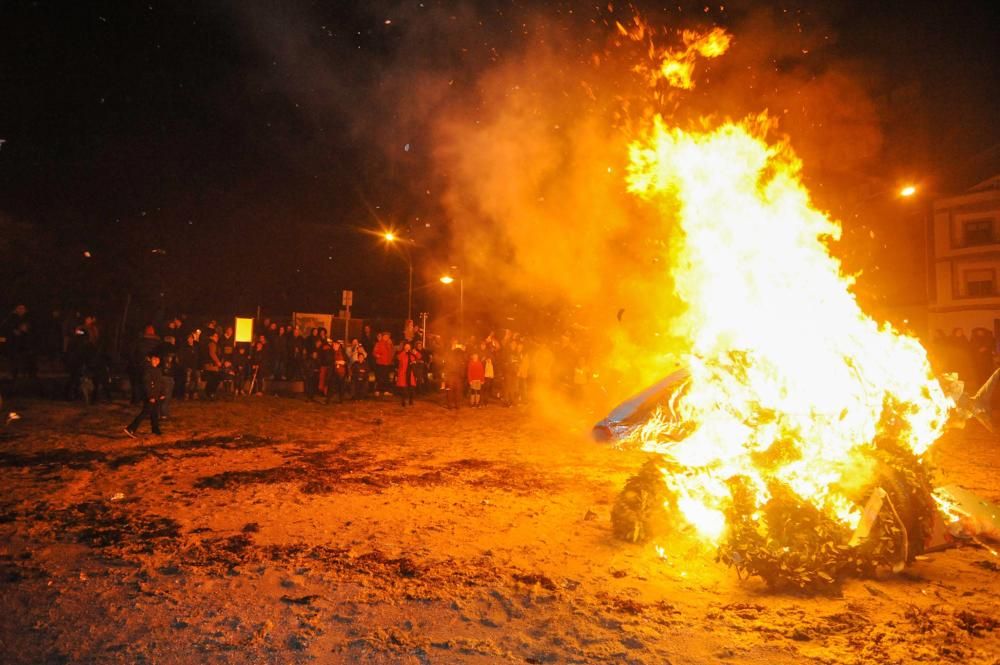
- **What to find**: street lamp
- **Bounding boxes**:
[382,231,413,321]
[900,185,917,198]
[439,272,464,339]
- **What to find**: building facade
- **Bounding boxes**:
[928,175,1000,335]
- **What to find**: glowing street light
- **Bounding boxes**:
[379,229,413,320]
[439,272,464,337]
[900,185,917,198]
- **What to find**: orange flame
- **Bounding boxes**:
[625,114,953,542]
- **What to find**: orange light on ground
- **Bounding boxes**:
[900,185,917,198]
[439,275,455,285]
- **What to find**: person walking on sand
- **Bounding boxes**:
[124,352,164,437]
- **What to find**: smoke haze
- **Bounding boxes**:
[226,1,898,422]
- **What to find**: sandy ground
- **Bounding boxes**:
[0,394,998,664]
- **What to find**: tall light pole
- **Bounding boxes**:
[382,231,413,322]
[439,273,464,339]
[897,185,931,307]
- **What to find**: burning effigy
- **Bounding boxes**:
[595,26,1000,589]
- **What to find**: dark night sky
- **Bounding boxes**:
[1,0,997,321]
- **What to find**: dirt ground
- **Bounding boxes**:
[0,394,998,664]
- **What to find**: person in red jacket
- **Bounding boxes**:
[467,352,485,408]
[396,342,418,406]
[373,332,395,396]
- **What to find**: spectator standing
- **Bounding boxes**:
[411,341,428,394]
[276,325,289,380]
[373,332,394,397]
[178,333,199,400]
[317,339,332,399]
[3,305,36,382]
[63,318,88,400]
[360,324,375,357]
[516,342,530,403]
[505,343,522,405]
[220,326,236,367]
[351,346,369,399]
[327,340,348,404]
[467,352,485,407]
[396,342,417,407]
[288,327,302,380]
[303,339,321,401]
[201,330,223,399]
[478,341,495,405]
[232,345,250,395]
[266,322,280,377]
[248,341,267,396]
[157,336,178,419]
[444,341,465,410]
[417,340,435,394]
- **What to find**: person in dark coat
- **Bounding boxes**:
[177,333,199,400]
[156,336,178,418]
[220,326,236,367]
[248,341,267,396]
[412,341,428,394]
[444,341,466,410]
[326,341,349,404]
[124,353,164,437]
[302,339,321,402]
[3,305,36,382]
[130,325,161,404]
[201,330,223,399]
[351,345,369,399]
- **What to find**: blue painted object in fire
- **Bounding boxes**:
[592,368,690,442]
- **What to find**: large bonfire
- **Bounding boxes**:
[615,24,958,588]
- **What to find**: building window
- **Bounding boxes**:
[963,218,994,246]
[965,269,996,297]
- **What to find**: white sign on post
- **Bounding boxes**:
[342,290,353,307]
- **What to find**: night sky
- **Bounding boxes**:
[1,0,997,323]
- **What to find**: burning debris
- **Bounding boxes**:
[596,26,999,589]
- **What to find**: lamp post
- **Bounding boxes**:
[852,181,929,324]
[439,273,464,339]
[897,185,932,308]
[382,231,414,322]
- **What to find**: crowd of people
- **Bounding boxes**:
[156,319,528,400]
[9,302,1000,437]
[0,305,537,437]
[929,327,998,387]
[120,318,536,435]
